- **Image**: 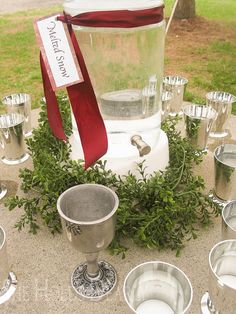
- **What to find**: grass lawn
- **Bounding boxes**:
[165,0,236,25]
[0,1,235,113]
[0,6,61,110]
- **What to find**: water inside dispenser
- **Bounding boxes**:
[73,20,164,157]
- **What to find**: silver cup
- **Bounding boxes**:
[57,184,119,300]
[0,226,17,304]
[123,261,193,314]
[213,144,236,204]
[0,184,7,200]
[0,113,29,165]
[206,91,236,139]
[201,240,236,314]
[163,76,188,116]
[183,104,217,151]
[161,91,173,120]
[2,93,32,137]
[222,201,236,240]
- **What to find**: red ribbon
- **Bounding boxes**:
[40,53,67,141]
[40,6,164,169]
[66,26,108,168]
[57,6,164,28]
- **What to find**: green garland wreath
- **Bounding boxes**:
[5,96,220,257]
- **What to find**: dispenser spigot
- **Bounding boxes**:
[131,135,151,157]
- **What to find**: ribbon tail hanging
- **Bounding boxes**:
[40,53,67,141]
[66,26,108,169]
[39,29,108,168]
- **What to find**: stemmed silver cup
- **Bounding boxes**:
[222,201,236,240]
[206,91,236,139]
[201,240,236,314]
[57,184,119,300]
[210,144,236,206]
[2,93,32,137]
[0,113,29,165]
[161,91,173,120]
[183,104,217,151]
[163,75,188,116]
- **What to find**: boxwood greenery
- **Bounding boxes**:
[5,96,219,257]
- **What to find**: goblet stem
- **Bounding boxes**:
[85,253,99,278]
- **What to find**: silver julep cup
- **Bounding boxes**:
[207,240,236,314]
[0,113,29,165]
[0,226,17,304]
[161,91,173,120]
[123,261,193,314]
[163,76,188,116]
[214,144,236,202]
[2,93,32,137]
[183,104,217,151]
[206,91,236,139]
[222,201,236,240]
[57,184,119,300]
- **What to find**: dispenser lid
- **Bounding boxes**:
[63,0,164,16]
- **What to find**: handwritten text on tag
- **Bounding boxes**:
[35,14,83,91]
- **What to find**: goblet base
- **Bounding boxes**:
[1,153,29,165]
[201,292,219,314]
[209,130,229,139]
[0,272,17,305]
[71,260,117,300]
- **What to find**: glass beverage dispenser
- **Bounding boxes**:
[64,0,169,175]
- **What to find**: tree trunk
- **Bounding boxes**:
[174,0,196,19]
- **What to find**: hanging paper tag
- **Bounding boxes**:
[34,14,84,91]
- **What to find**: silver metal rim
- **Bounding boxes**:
[71,260,117,301]
[0,272,17,305]
[209,130,229,139]
[1,153,29,165]
[0,185,7,200]
[163,76,188,86]
[57,184,119,226]
[201,292,219,314]
[209,239,236,291]
[123,260,193,314]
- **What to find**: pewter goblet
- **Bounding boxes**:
[124,261,193,314]
[201,240,236,314]
[206,91,236,139]
[57,184,119,300]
